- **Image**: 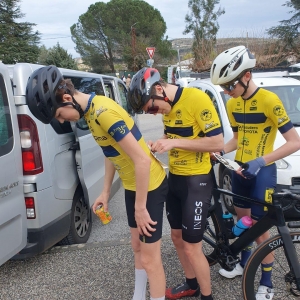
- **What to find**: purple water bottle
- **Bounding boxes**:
[232,216,253,237]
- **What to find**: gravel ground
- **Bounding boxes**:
[0,114,299,300]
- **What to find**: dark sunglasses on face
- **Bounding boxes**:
[220,79,240,92]
[146,98,159,114]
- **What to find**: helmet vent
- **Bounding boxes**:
[233,56,243,71]
[219,64,229,78]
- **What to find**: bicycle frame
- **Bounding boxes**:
[208,188,300,288]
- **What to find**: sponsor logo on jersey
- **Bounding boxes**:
[249,107,257,111]
[175,120,183,124]
[174,160,187,165]
[96,106,108,117]
[205,121,219,130]
[251,100,257,106]
[273,105,284,116]
[170,149,179,158]
[94,136,108,141]
[241,137,249,146]
[201,109,212,121]
[278,116,289,125]
[109,124,127,136]
[176,110,182,119]
[244,149,252,155]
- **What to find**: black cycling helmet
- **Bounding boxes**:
[128,67,161,112]
[26,65,63,124]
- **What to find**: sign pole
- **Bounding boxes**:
[146,47,156,68]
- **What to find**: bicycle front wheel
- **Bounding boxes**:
[242,231,300,300]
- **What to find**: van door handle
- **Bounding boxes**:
[69,141,80,150]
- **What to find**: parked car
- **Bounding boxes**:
[188,74,300,214]
[0,63,138,266]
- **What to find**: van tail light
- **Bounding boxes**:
[25,197,36,219]
[17,115,43,175]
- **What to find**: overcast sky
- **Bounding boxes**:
[20,0,291,58]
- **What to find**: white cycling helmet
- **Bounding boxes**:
[210,45,256,85]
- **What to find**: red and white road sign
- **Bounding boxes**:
[146,47,156,59]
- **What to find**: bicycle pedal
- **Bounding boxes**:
[287,221,300,228]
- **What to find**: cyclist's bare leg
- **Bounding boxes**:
[252,220,274,264]
[183,240,211,296]
[140,236,165,298]
[171,228,196,279]
[130,228,166,299]
[234,206,251,220]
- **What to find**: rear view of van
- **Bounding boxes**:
[0,62,137,264]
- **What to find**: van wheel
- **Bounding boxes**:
[58,189,92,245]
[220,168,236,215]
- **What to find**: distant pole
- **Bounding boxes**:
[177,46,181,71]
[131,22,138,71]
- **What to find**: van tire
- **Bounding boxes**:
[220,168,236,215]
[58,188,92,245]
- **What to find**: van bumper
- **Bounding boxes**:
[12,211,71,260]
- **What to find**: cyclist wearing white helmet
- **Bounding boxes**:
[128,67,224,300]
[211,46,300,300]
[26,65,169,300]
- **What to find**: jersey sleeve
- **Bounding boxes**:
[194,91,222,137]
[266,93,293,134]
[226,99,238,132]
[96,108,130,142]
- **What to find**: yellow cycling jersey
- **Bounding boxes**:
[163,87,222,175]
[227,88,293,163]
[84,95,166,191]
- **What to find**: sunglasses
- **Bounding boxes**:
[146,98,159,114]
[220,79,240,92]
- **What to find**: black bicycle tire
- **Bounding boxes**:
[203,208,222,265]
[242,231,300,300]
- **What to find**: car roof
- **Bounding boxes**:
[188,76,300,91]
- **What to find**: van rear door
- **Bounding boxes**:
[0,63,27,266]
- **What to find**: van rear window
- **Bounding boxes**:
[0,74,13,156]
[50,76,105,134]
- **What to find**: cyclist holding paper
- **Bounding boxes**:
[210,45,300,299]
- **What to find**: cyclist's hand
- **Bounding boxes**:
[241,157,266,179]
[92,193,109,214]
[134,206,157,237]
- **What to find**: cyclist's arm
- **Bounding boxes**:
[118,132,156,237]
[152,133,223,154]
[92,157,115,213]
[262,127,300,165]
[224,132,238,154]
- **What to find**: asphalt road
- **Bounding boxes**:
[0,114,291,300]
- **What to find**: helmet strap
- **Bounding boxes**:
[152,87,173,107]
[71,96,85,118]
[240,79,250,98]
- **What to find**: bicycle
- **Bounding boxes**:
[203,179,300,299]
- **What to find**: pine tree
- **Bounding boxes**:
[0,0,40,64]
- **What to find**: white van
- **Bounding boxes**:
[0,63,138,266]
[188,75,300,214]
[167,65,196,87]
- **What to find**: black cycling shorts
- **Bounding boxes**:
[125,176,168,243]
[166,172,213,243]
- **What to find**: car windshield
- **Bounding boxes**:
[220,86,300,126]
[179,70,192,77]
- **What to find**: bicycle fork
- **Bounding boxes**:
[278,225,300,292]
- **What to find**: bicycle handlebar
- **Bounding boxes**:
[272,189,300,201]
